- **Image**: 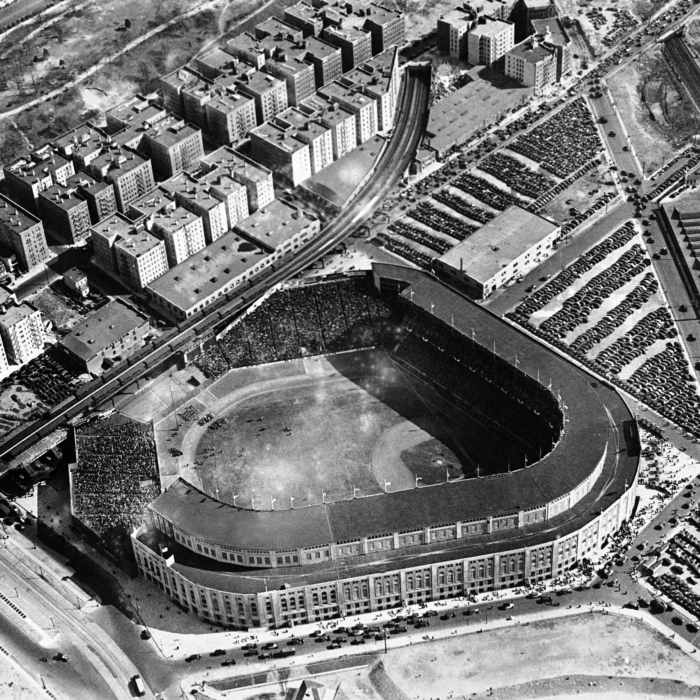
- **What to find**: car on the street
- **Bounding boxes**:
[210,649,226,657]
[221,660,236,667]
[258,652,273,660]
[262,642,278,650]
[287,638,304,646]
[185,654,200,663]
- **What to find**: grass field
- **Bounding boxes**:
[162,350,524,509]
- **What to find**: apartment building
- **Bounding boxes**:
[2,157,54,212]
[105,95,167,135]
[255,17,305,43]
[160,174,229,244]
[159,67,206,118]
[511,0,557,41]
[31,146,75,186]
[261,39,317,106]
[319,79,378,145]
[204,91,257,145]
[226,33,269,70]
[531,18,572,81]
[0,303,44,364]
[236,71,289,124]
[505,33,557,95]
[91,213,138,274]
[114,227,169,291]
[467,17,515,66]
[321,25,372,71]
[304,95,357,160]
[0,195,51,272]
[345,47,399,132]
[275,108,333,174]
[201,170,250,230]
[249,121,312,187]
[437,7,476,59]
[363,3,406,54]
[143,119,204,180]
[52,125,113,171]
[37,183,92,244]
[88,147,155,213]
[200,147,275,213]
[65,173,118,224]
[127,187,174,221]
[191,47,240,81]
[303,36,343,88]
[283,1,324,37]
[151,206,206,267]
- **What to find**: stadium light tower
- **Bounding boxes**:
[415,475,422,487]
[384,480,391,492]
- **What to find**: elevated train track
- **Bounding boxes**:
[0,65,431,464]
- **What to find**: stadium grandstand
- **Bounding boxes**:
[131,265,639,629]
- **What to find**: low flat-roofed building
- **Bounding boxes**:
[191,47,240,81]
[467,17,514,66]
[200,147,275,213]
[60,300,150,375]
[204,90,257,146]
[0,303,44,365]
[319,79,378,144]
[88,146,155,213]
[145,231,270,322]
[234,198,320,254]
[63,267,89,298]
[0,194,51,273]
[114,227,169,291]
[274,108,333,174]
[303,94,357,159]
[363,3,405,54]
[151,206,206,267]
[345,47,399,132]
[433,205,559,298]
[250,121,312,186]
[437,7,476,59]
[284,1,324,37]
[65,173,118,224]
[321,25,372,71]
[37,183,92,244]
[236,71,289,123]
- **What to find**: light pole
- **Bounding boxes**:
[415,475,422,488]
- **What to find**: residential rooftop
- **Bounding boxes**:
[0,303,38,327]
[508,38,555,63]
[152,206,200,233]
[0,195,41,231]
[251,122,309,154]
[531,17,570,46]
[470,17,513,37]
[200,147,273,184]
[91,213,135,241]
[234,199,318,251]
[114,228,163,257]
[38,183,88,212]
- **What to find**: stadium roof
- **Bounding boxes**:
[437,206,558,284]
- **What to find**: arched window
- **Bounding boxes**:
[478,564,485,578]
[510,559,516,573]
[321,591,328,604]
[353,585,360,600]
[375,581,383,597]
[361,583,369,598]
[344,587,351,600]
[393,578,399,594]
[290,597,296,610]
[281,599,288,612]
[407,575,414,591]
[416,573,422,589]
[438,571,445,585]
[469,566,476,580]
[447,570,454,584]
[330,589,337,602]
[424,574,431,588]
[312,593,319,606]
[298,594,305,607]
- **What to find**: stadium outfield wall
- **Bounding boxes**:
[131,266,639,630]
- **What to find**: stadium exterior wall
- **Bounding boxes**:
[131,483,636,629]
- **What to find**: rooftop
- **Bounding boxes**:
[237,70,285,94]
[106,96,166,130]
[195,47,238,73]
[38,183,88,212]
[145,119,201,148]
[127,188,174,219]
[256,17,302,40]
[61,300,148,362]
[251,121,309,154]
[470,17,513,37]
[63,267,87,284]
[323,25,371,43]
[226,32,267,60]
[204,91,254,114]
[200,147,272,184]
[90,147,150,178]
[531,17,570,47]
[114,228,163,258]
[439,7,475,28]
[304,36,340,59]
[508,38,555,63]
[363,3,403,24]
[319,80,373,108]
[0,303,38,327]
[276,107,330,139]
[303,94,356,127]
[152,206,200,233]
[345,47,396,92]
[234,199,318,251]
[91,213,135,241]
[437,205,558,283]
[161,67,204,90]
[0,195,41,231]
[65,172,113,196]
[146,230,266,312]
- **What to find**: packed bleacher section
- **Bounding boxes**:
[537,244,651,339]
[452,173,528,211]
[405,202,478,241]
[13,345,83,407]
[392,308,561,464]
[73,416,160,556]
[388,221,453,254]
[194,278,392,379]
[433,191,495,225]
[508,99,603,179]
[477,152,555,200]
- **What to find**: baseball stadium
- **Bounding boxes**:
[131,265,640,630]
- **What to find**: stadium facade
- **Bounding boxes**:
[131,266,639,630]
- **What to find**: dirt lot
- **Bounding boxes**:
[27,286,82,332]
[607,48,700,176]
